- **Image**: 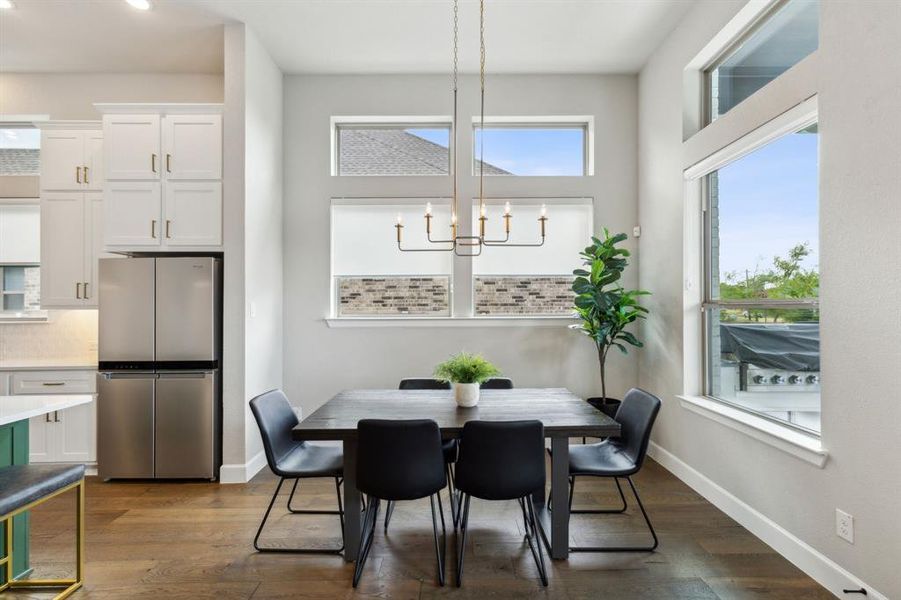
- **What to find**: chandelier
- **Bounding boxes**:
[395,0,548,257]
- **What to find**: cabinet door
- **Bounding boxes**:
[104,181,162,247]
[40,130,84,191]
[164,181,221,246]
[40,192,86,307]
[162,114,222,180]
[103,114,160,180]
[84,130,104,191]
[28,415,54,462]
[83,192,112,306]
[56,402,97,463]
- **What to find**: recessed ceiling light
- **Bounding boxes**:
[125,0,151,10]
[0,0,16,10]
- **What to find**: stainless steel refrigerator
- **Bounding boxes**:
[98,256,222,480]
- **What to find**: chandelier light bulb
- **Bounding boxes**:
[425,202,432,216]
[504,201,511,215]
[396,214,403,225]
[540,204,547,218]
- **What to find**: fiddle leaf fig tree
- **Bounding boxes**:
[570,230,650,404]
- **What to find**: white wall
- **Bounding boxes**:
[638,1,901,597]
[220,23,284,480]
[283,74,638,418]
[0,73,223,120]
[243,27,284,465]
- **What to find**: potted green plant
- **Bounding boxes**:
[434,352,500,407]
[570,230,650,417]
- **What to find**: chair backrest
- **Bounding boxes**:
[356,419,446,501]
[454,420,545,501]
[398,378,451,390]
[480,377,514,389]
[249,389,302,474]
[612,388,662,469]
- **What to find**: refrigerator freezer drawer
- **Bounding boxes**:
[154,372,216,479]
[97,373,155,479]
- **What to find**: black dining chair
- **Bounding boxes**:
[353,419,448,588]
[565,387,661,553]
[249,389,346,554]
[389,378,458,532]
[480,377,514,389]
[453,420,548,587]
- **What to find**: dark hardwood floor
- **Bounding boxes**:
[11,458,830,599]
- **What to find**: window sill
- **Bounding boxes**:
[325,316,576,328]
[0,312,49,324]
[677,395,828,468]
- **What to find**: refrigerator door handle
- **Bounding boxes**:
[101,372,160,380]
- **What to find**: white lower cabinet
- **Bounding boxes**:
[13,370,97,464]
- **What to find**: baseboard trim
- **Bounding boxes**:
[647,442,887,600]
[219,450,267,484]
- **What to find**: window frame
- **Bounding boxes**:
[330,116,453,177]
[702,0,817,125]
[693,102,821,436]
[470,116,594,177]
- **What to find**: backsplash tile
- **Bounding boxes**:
[0,310,98,363]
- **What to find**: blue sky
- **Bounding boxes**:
[716,130,819,278]
[409,127,584,175]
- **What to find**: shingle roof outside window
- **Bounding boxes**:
[0,149,40,176]
[339,129,509,176]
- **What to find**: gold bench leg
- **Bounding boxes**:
[5,479,85,599]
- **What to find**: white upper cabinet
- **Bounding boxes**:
[104,181,162,247]
[103,114,161,180]
[84,130,105,191]
[41,191,87,308]
[96,104,223,251]
[164,182,222,246]
[41,128,103,191]
[163,115,222,180]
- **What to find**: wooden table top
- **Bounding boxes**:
[292,388,620,441]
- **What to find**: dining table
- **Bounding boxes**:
[291,387,621,561]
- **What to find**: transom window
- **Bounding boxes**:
[472,118,592,176]
[332,119,452,176]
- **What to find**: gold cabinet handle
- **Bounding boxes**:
[46,413,52,423]
[152,153,157,173]
[54,411,60,423]
[76,166,82,184]
[151,220,157,239]
[84,282,90,299]
[83,165,89,184]
[166,219,172,239]
[76,282,82,299]
[166,153,172,173]
[42,382,66,387]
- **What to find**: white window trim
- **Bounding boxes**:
[330,116,453,177]
[471,115,595,176]
[678,395,827,468]
[325,315,576,328]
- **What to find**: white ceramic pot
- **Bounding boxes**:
[454,382,480,407]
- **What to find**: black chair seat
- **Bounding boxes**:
[0,464,85,517]
[568,441,639,477]
[275,443,343,478]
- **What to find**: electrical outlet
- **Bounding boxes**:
[836,509,854,543]
[633,225,642,238]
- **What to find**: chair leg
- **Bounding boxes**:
[384,500,396,533]
[254,477,345,554]
[446,463,459,529]
[525,496,549,586]
[429,494,447,587]
[0,517,12,593]
[569,476,658,553]
[455,494,471,587]
[353,497,380,588]
[569,476,628,514]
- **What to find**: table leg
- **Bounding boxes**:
[342,437,361,563]
[550,434,570,559]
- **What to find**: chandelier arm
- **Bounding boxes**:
[397,240,456,253]
[482,237,547,248]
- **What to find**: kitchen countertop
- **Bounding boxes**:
[0,394,94,426]
[0,359,98,371]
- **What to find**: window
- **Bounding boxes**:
[703,123,820,433]
[333,120,451,176]
[706,0,819,123]
[0,127,41,175]
[331,200,453,316]
[0,266,40,312]
[473,119,591,176]
[472,199,591,316]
